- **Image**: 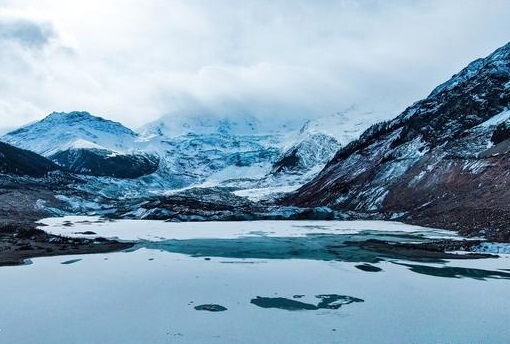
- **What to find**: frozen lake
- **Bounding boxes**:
[0,218,509,343]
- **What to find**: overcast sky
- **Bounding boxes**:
[0,0,510,132]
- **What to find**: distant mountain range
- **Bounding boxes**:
[1,107,386,196]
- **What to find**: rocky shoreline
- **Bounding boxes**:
[0,182,134,266]
[0,220,133,267]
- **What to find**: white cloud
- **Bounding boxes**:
[0,0,510,132]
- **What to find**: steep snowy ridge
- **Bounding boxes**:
[285,41,510,240]
[428,58,485,98]
[272,132,340,174]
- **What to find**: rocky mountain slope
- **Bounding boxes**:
[50,149,159,178]
[0,141,60,177]
[284,42,510,240]
[0,141,82,231]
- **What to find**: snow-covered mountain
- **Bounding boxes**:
[285,41,510,240]
[139,109,394,192]
[3,111,139,155]
[233,128,343,199]
[137,114,291,189]
[2,107,386,195]
[2,111,159,179]
[2,107,390,196]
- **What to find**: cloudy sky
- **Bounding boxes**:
[0,0,510,132]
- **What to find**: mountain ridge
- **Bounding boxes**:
[2,107,388,195]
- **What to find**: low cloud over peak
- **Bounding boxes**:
[1,0,510,132]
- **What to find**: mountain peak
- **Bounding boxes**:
[42,111,112,125]
[429,41,510,98]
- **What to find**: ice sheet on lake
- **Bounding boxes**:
[39,216,461,242]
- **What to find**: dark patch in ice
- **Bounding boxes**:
[61,258,82,265]
[75,231,97,235]
[349,239,494,262]
[139,233,487,263]
[294,225,330,230]
[293,294,305,299]
[251,297,317,310]
[247,230,272,236]
[194,304,228,312]
[355,264,382,272]
[76,220,112,225]
[395,262,510,280]
[250,294,364,311]
[141,235,385,262]
[220,261,258,264]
